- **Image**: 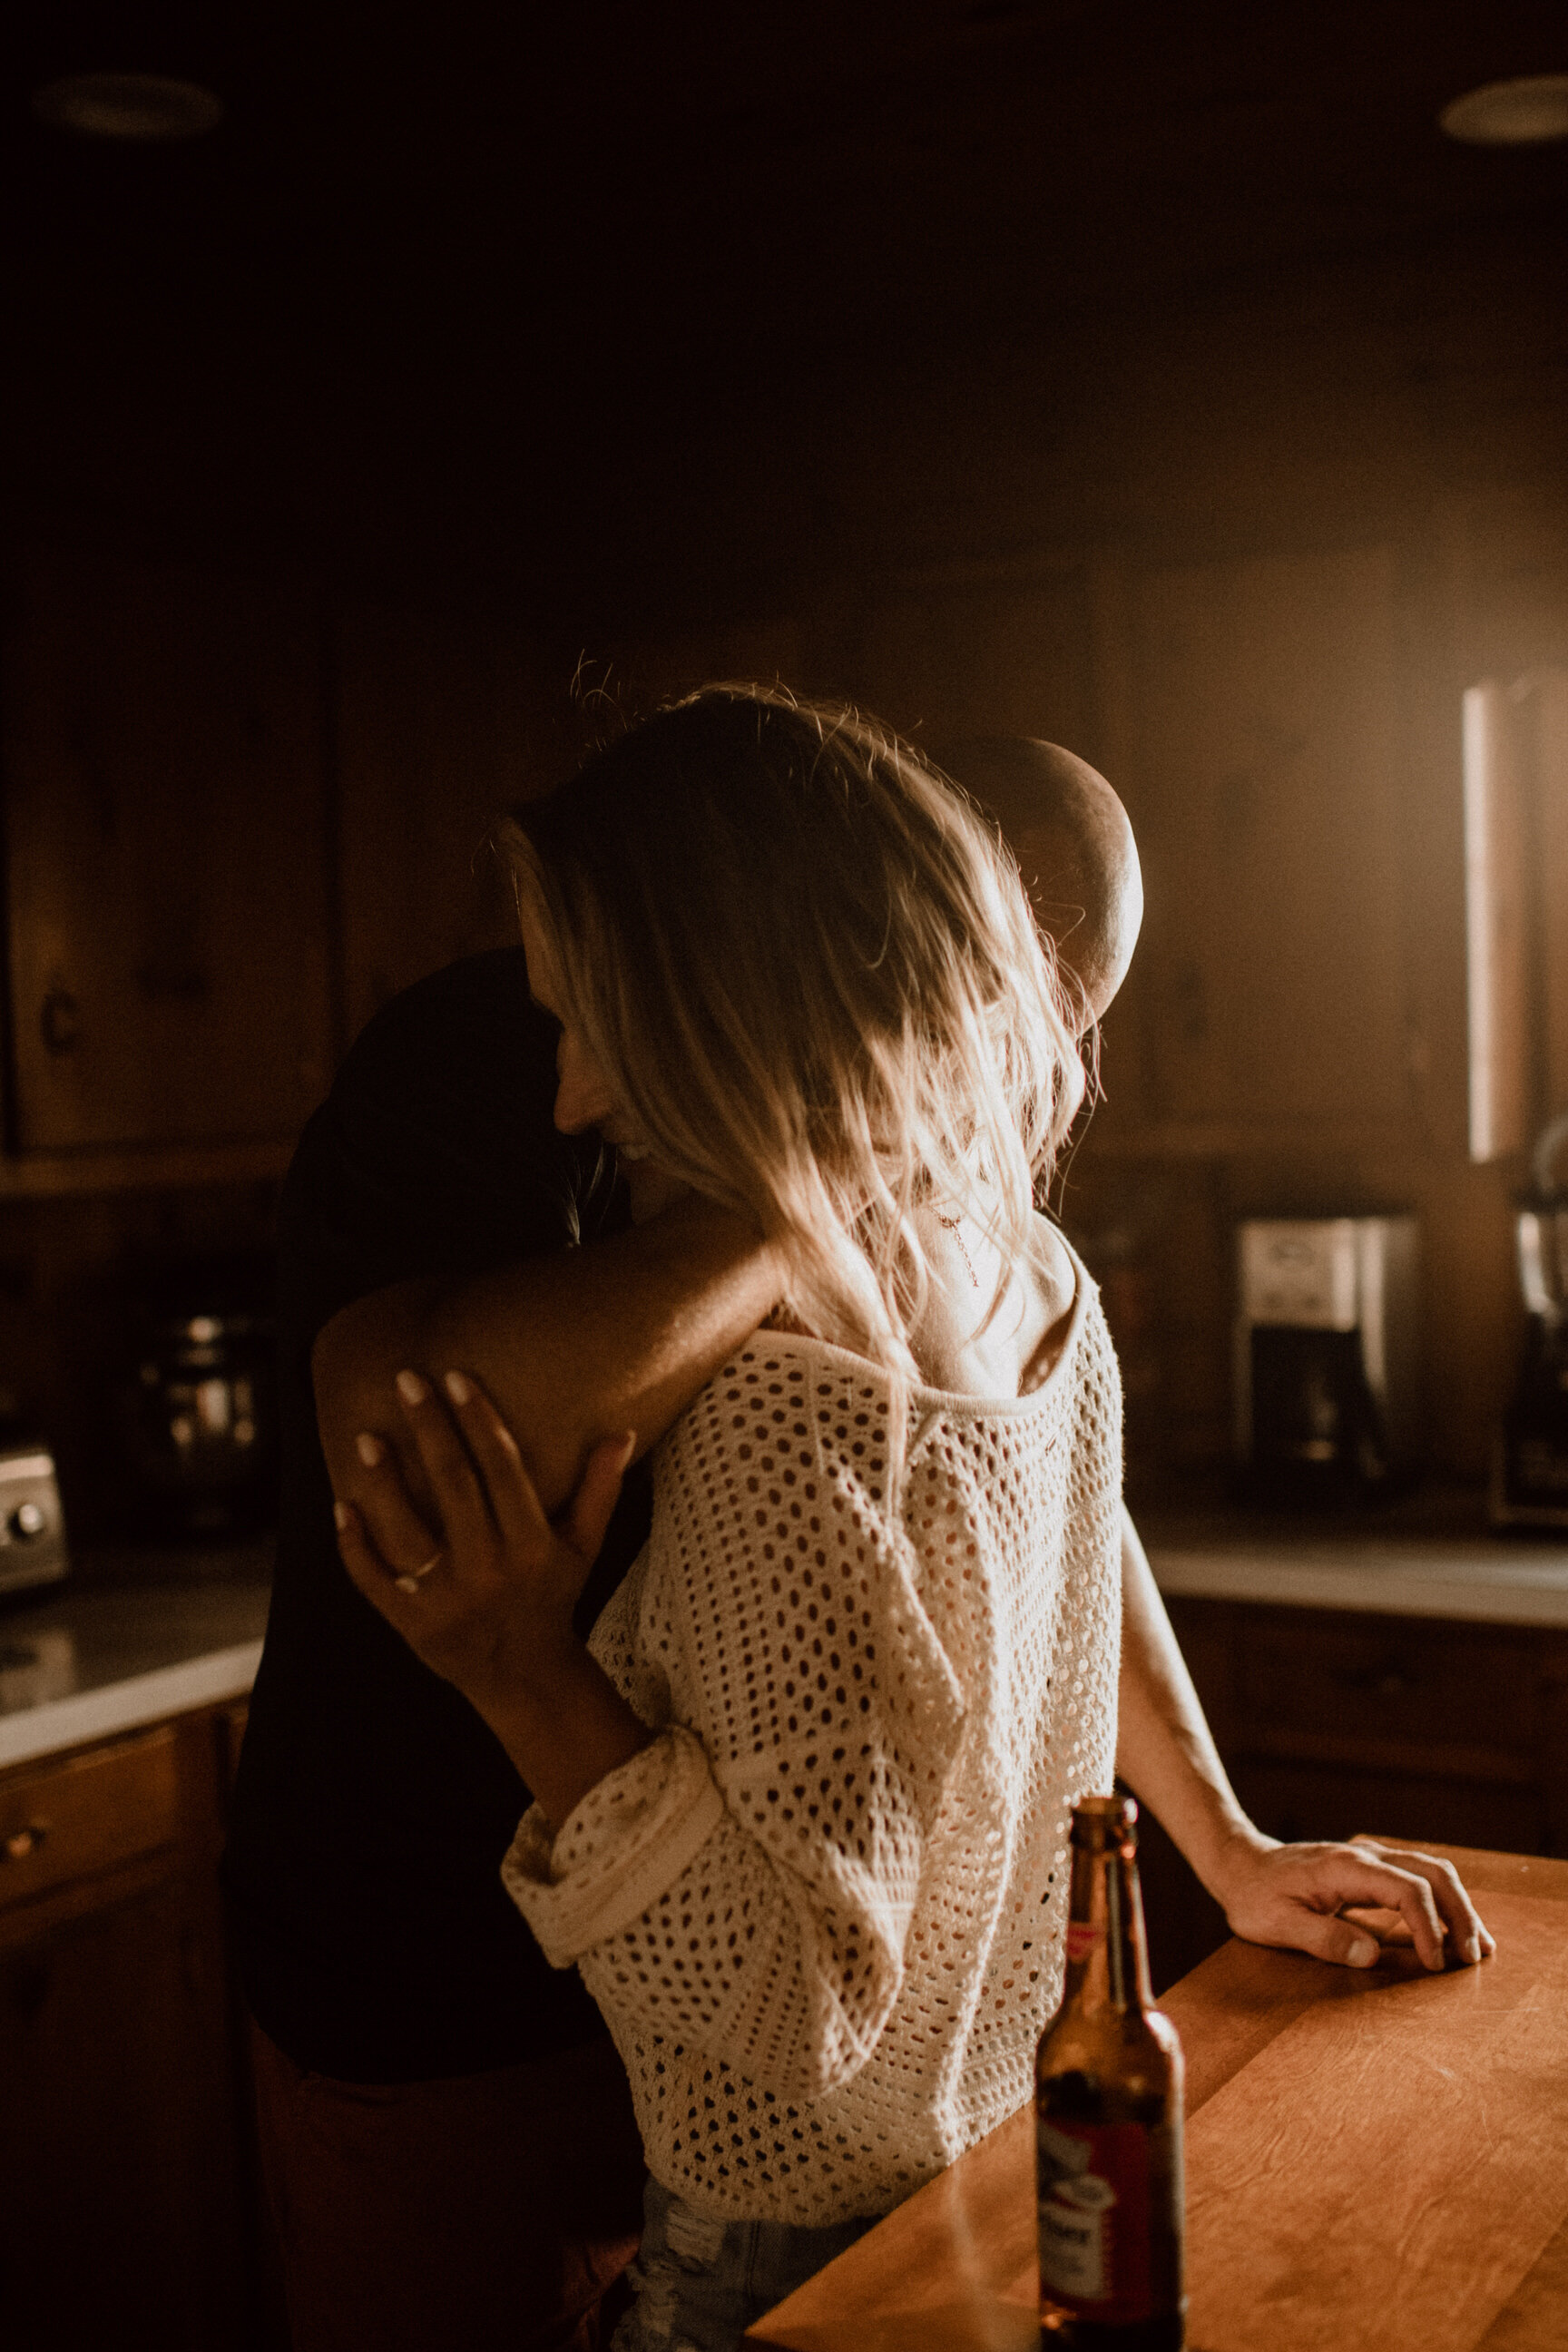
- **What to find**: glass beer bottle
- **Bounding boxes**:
[1036,1794,1184,2350]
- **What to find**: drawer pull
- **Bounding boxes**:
[3,1822,48,1861]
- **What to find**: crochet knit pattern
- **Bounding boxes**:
[504,1245,1123,2226]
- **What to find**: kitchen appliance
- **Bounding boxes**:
[1234,1217,1420,1504]
[110,1305,279,1540]
[1493,1112,1568,1528]
[0,1445,69,1596]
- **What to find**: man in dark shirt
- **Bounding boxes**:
[224,952,658,2351]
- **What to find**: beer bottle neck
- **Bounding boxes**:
[1065,1836,1154,2016]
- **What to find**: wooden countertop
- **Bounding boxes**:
[748,1842,1568,2352]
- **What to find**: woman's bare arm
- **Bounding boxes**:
[314,1193,783,1546]
[1115,1504,1493,1972]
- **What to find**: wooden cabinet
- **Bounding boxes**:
[806,543,1441,1157]
[0,1709,251,2352]
[1093,544,1423,1150]
[1,548,333,1157]
[0,1718,184,1893]
[1134,1594,1568,1994]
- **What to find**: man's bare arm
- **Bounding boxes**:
[313,1193,783,1532]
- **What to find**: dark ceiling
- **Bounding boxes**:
[5,3,1565,594]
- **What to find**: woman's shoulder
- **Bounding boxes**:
[734,1220,1090,1416]
[903,1210,1082,1406]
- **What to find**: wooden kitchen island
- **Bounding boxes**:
[748,1843,1568,2352]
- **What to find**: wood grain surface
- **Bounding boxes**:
[747,1844,1568,2352]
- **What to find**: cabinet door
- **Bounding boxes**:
[2,550,333,1150]
[1100,544,1416,1146]
[0,1869,245,2352]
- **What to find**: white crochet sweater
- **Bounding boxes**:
[503,1242,1123,2227]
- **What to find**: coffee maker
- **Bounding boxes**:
[1234,1217,1420,1504]
[1493,1112,1568,1529]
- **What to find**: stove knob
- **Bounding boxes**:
[8,1502,47,1541]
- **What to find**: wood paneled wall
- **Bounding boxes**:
[601,229,1568,1485]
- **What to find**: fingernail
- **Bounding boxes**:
[396,1369,427,1406]
[1464,1936,1480,1964]
[445,1369,472,1406]
[1348,1936,1377,1968]
[356,1432,383,1468]
[394,1574,419,1595]
[333,1500,350,1532]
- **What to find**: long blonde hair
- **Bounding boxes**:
[498,686,1084,1380]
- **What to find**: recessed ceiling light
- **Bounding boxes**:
[1438,74,1568,146]
[31,73,224,142]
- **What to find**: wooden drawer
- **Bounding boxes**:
[0,1727,182,1910]
[1233,1613,1544,1761]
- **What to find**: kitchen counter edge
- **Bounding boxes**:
[0,1563,270,1772]
[1147,1532,1568,1626]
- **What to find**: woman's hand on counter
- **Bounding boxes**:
[1114,1506,1497,1975]
[1207,1830,1496,1973]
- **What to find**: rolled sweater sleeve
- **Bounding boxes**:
[502,1342,967,2106]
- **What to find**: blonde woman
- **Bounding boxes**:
[327,691,1491,2348]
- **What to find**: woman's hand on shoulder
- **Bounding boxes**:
[332,1367,635,1712]
[1209,1828,1495,1974]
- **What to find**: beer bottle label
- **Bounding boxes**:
[1038,2117,1167,2324]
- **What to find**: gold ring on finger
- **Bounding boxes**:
[394,1553,443,1595]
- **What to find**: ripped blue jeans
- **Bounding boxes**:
[610,2176,877,2352]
